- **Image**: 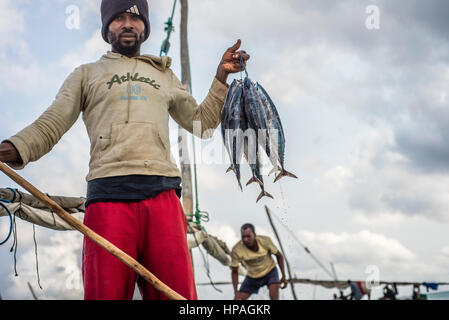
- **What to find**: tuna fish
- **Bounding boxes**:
[220,72,297,202]
[221,80,246,191]
[256,82,298,182]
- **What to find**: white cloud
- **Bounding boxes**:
[442,246,449,257]
[59,29,109,70]
[298,229,415,266]
[284,228,449,290]
[24,121,90,197]
[5,230,83,300]
[0,0,27,57]
[317,127,449,223]
[0,1,50,95]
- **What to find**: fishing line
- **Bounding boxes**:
[270,210,335,279]
[277,179,289,225]
[239,54,248,82]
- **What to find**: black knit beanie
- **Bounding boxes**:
[101,0,150,44]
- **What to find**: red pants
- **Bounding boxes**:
[82,189,197,300]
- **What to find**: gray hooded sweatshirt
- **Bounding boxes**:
[5,51,229,181]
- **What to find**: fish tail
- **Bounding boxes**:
[235,166,243,192]
[246,176,264,187]
[274,169,298,183]
[237,180,243,192]
[256,190,274,203]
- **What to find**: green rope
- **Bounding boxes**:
[185,17,209,230]
[160,0,177,57]
[160,0,209,230]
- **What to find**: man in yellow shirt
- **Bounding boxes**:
[231,223,288,300]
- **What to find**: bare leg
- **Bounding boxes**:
[269,284,280,300]
[235,292,251,300]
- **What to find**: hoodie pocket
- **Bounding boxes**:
[100,121,168,164]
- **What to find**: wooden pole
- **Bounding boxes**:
[27,282,38,300]
[0,161,186,300]
[179,0,193,218]
[264,205,298,300]
[179,0,195,275]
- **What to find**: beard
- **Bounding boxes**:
[108,30,145,56]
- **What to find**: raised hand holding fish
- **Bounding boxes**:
[216,39,250,84]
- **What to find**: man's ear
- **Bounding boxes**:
[106,30,113,44]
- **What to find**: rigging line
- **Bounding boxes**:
[45,193,57,227]
[12,214,18,276]
[159,0,205,228]
[184,35,204,227]
[32,224,42,289]
[270,209,335,279]
[159,0,178,57]
[0,188,16,245]
[0,201,13,245]
[10,213,16,252]
[191,228,222,293]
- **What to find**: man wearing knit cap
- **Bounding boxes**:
[0,0,250,300]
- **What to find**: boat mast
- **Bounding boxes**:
[178,0,195,274]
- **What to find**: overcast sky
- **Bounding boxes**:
[0,0,449,300]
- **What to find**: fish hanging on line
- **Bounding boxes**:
[221,72,297,203]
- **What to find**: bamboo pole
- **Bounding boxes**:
[264,205,298,300]
[0,161,186,300]
[178,0,193,214]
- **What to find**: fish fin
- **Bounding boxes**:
[226,165,235,173]
[246,176,264,187]
[256,190,275,203]
[274,169,298,183]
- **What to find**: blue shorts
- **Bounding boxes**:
[239,267,280,294]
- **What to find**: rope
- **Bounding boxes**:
[11,213,18,276]
[0,188,16,245]
[189,227,222,293]
[186,210,210,231]
[160,0,178,57]
[0,201,13,245]
[32,224,43,289]
[160,0,208,229]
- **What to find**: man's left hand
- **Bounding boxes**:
[216,39,250,84]
[280,276,288,289]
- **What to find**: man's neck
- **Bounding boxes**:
[112,48,141,58]
[246,239,259,252]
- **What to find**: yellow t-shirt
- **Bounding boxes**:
[231,235,279,279]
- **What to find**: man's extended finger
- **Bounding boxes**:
[227,39,242,53]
